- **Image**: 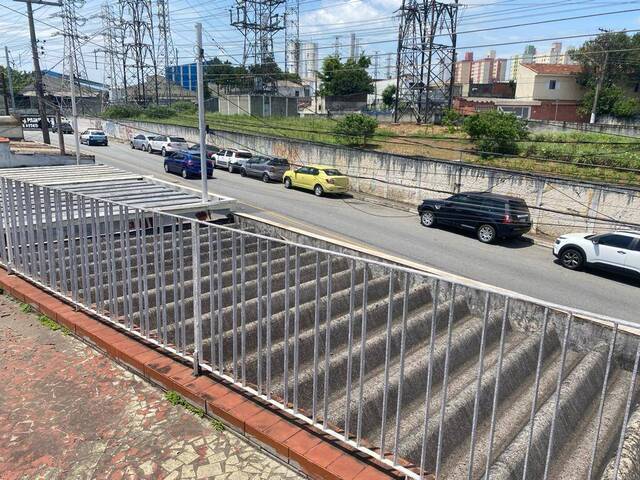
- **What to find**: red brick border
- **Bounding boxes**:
[0,269,412,480]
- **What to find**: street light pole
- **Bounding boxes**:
[4,47,15,110]
[590,49,608,125]
[196,23,208,203]
[68,38,81,165]
[25,0,51,144]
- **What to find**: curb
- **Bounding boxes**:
[0,268,407,480]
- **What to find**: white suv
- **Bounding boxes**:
[214,148,253,173]
[148,135,189,156]
[554,231,640,274]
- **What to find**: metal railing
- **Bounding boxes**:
[0,177,638,480]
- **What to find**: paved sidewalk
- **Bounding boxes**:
[0,295,302,480]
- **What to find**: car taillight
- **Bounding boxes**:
[502,214,512,224]
[326,178,335,184]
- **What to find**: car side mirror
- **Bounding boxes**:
[592,238,599,245]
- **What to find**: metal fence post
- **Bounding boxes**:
[191,221,202,376]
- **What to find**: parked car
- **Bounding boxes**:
[130,134,156,151]
[283,165,349,197]
[214,148,253,173]
[52,122,73,134]
[163,151,213,179]
[240,156,290,182]
[79,129,108,146]
[554,231,640,274]
[188,143,219,159]
[418,192,532,243]
[148,135,189,156]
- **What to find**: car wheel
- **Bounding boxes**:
[560,248,584,270]
[420,210,436,227]
[284,177,292,189]
[262,173,270,183]
[164,163,169,173]
[130,142,134,149]
[240,168,247,177]
[477,224,497,243]
[314,184,324,197]
[148,146,154,154]
[228,164,234,173]
[161,147,167,157]
[182,168,189,179]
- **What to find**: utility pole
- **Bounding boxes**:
[1,72,9,115]
[196,23,208,202]
[68,35,80,165]
[22,0,52,143]
[590,50,608,124]
[55,108,65,155]
[4,47,15,110]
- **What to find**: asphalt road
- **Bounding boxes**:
[26,132,640,323]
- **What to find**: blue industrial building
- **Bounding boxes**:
[166,64,198,92]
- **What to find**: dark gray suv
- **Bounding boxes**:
[240,157,290,183]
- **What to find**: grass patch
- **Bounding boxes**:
[211,418,225,432]
[38,314,70,335]
[20,302,32,313]
[165,390,205,418]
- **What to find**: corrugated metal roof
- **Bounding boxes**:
[0,164,236,217]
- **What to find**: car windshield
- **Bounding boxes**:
[237,152,252,159]
[92,131,105,135]
[170,137,187,142]
[322,169,343,176]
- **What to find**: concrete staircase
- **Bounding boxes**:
[35,221,640,479]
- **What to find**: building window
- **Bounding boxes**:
[548,80,557,90]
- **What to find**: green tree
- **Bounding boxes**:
[318,55,374,97]
[463,110,528,156]
[333,113,378,146]
[381,85,396,108]
[0,66,33,94]
[570,32,640,119]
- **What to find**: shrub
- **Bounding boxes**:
[381,85,397,109]
[442,108,463,133]
[333,113,378,146]
[463,110,528,156]
[144,105,176,119]
[172,100,197,114]
[102,104,143,119]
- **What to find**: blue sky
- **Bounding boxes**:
[1,0,639,83]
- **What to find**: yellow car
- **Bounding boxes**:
[283,164,350,197]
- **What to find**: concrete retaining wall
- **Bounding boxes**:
[80,117,640,238]
[528,118,640,138]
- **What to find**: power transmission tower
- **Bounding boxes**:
[394,0,459,124]
[157,0,175,104]
[118,0,159,105]
[99,3,125,104]
[333,36,340,57]
[284,0,299,75]
[55,0,89,113]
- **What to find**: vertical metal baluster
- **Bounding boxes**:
[256,238,263,394]
[322,255,333,429]
[542,314,573,480]
[18,181,28,273]
[34,186,45,282]
[612,339,640,480]
[123,206,133,329]
[14,181,25,271]
[0,179,14,270]
[108,204,118,320]
[44,188,55,288]
[392,273,410,464]
[356,267,369,446]
[79,197,91,306]
[312,251,321,423]
[23,184,35,277]
[103,202,114,317]
[283,244,290,407]
[67,193,79,303]
[91,199,103,314]
[171,219,178,347]
[54,190,66,294]
[140,212,149,336]
[266,240,272,400]
[135,211,144,333]
[6,181,18,271]
[293,246,300,413]
[153,213,161,339]
[435,283,457,480]
[240,235,247,386]
[191,221,202,375]
[522,307,550,480]
[419,279,441,478]
[468,293,492,479]
[178,221,186,352]
[208,226,216,369]
[587,323,618,480]
[485,298,510,480]
[344,259,356,441]
[379,270,396,457]
[231,231,238,382]
[159,215,167,344]
[217,228,223,370]
[0,181,7,268]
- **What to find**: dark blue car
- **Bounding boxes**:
[164,151,213,179]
